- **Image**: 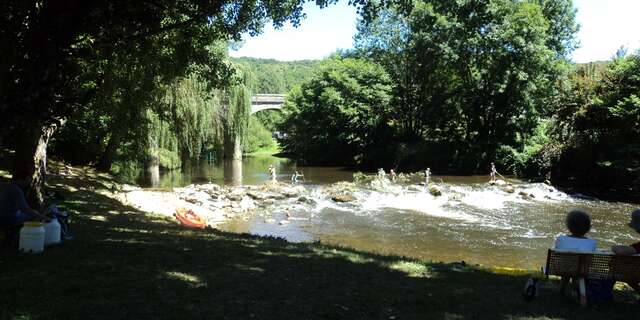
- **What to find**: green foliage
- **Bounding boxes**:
[158,148,181,170]
[279,57,392,165]
[231,57,321,132]
[231,57,320,94]
[496,120,551,176]
[1,0,412,199]
[51,58,253,171]
[353,172,374,183]
[280,0,577,172]
[543,51,640,200]
[254,111,285,132]
[164,73,222,163]
[243,116,277,154]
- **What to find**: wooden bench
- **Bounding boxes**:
[545,249,640,305]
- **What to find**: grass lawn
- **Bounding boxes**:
[1,156,639,319]
[244,144,282,157]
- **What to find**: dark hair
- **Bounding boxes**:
[566,210,591,237]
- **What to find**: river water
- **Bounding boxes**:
[141,155,639,269]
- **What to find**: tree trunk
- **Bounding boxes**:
[96,131,122,172]
[224,130,242,161]
[180,150,192,170]
[145,132,161,187]
[12,122,61,209]
[146,158,160,188]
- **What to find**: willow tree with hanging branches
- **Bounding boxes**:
[2,0,412,206]
[220,64,254,160]
[143,63,253,169]
[164,73,222,166]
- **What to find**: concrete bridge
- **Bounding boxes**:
[251,94,285,114]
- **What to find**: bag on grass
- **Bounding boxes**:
[45,205,73,241]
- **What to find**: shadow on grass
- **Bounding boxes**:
[0,157,639,319]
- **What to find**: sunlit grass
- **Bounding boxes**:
[165,271,208,287]
[387,261,431,278]
[245,143,282,156]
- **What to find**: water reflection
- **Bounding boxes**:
[146,165,160,188]
[138,155,354,188]
[223,160,243,186]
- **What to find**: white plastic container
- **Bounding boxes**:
[44,219,61,246]
[19,222,45,253]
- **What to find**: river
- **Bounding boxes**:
[139,155,639,270]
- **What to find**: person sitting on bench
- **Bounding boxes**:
[0,179,48,228]
[554,210,597,252]
[611,209,640,295]
[553,210,613,301]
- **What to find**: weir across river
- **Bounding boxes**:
[141,155,639,270]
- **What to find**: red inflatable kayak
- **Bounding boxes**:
[175,208,206,229]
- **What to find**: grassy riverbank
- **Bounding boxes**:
[244,143,282,157]
[1,159,639,319]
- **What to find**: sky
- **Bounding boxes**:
[229,0,640,63]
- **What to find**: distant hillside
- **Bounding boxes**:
[576,60,609,68]
[573,60,610,81]
[231,57,321,94]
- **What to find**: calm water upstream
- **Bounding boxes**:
[141,155,639,269]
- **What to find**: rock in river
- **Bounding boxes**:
[298,196,317,205]
[247,191,266,200]
[331,194,356,203]
[429,186,442,197]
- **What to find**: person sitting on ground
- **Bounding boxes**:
[0,179,48,228]
[554,210,613,301]
[611,209,640,294]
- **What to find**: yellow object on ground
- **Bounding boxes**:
[482,265,543,277]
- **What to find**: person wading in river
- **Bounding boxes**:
[291,170,303,183]
[268,165,277,182]
[424,168,431,185]
[389,169,397,182]
[490,162,497,182]
[611,209,640,295]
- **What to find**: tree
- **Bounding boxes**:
[0,0,412,206]
[354,0,577,171]
[231,57,321,94]
[544,52,640,201]
[279,57,392,165]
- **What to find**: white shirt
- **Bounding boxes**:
[554,235,597,252]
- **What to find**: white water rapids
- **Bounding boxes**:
[220,177,638,269]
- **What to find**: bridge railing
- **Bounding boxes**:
[251,94,285,105]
